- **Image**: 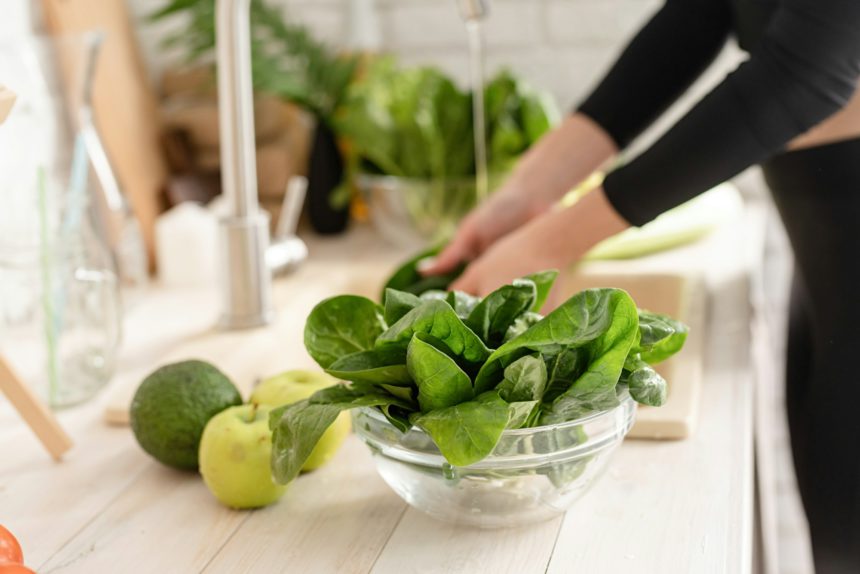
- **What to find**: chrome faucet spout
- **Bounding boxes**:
[215,0,274,329]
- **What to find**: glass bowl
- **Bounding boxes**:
[357,174,504,248]
[352,389,636,528]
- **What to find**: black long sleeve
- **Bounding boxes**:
[578,0,860,227]
[578,0,733,149]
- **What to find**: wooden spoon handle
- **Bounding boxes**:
[0,354,74,461]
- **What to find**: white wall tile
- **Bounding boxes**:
[380,0,541,51]
[130,0,747,144]
[543,0,660,46]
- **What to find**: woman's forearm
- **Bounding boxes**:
[506,113,618,211]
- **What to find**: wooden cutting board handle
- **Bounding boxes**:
[0,355,74,461]
[0,86,16,124]
[40,0,169,270]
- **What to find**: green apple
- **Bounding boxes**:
[198,404,287,509]
[250,369,351,471]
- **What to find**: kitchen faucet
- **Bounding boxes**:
[215,0,274,329]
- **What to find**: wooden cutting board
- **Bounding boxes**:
[562,272,704,439]
[41,0,167,265]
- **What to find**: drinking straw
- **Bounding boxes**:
[38,166,59,405]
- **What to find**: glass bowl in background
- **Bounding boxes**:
[357,173,504,247]
[353,389,637,528]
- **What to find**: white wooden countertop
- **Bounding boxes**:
[0,214,763,574]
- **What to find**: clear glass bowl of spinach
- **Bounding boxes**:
[353,387,636,528]
[269,258,688,528]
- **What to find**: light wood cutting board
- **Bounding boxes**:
[105,265,704,440]
[562,271,704,439]
[41,0,168,265]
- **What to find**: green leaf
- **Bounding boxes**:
[506,400,540,429]
[376,300,491,367]
[624,357,668,407]
[475,288,639,394]
[304,295,386,369]
[540,385,621,424]
[542,347,589,403]
[538,291,639,424]
[381,246,464,297]
[269,383,414,484]
[269,400,343,484]
[412,391,510,467]
[308,383,414,409]
[379,404,412,433]
[635,310,688,365]
[523,270,558,313]
[383,288,422,325]
[465,279,536,347]
[497,354,547,402]
[446,290,481,319]
[419,290,448,301]
[407,334,474,411]
[503,311,543,343]
[325,348,410,386]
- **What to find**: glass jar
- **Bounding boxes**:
[0,33,121,408]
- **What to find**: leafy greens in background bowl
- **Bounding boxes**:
[338,60,558,181]
[337,60,559,243]
[269,266,687,486]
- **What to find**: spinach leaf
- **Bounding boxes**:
[635,311,688,365]
[523,270,558,313]
[411,391,510,466]
[539,291,639,424]
[503,311,543,343]
[269,401,344,484]
[383,288,422,325]
[380,384,415,402]
[304,295,386,369]
[541,385,621,424]
[475,288,638,393]
[325,348,410,386]
[465,279,536,347]
[382,245,463,297]
[623,357,668,407]
[379,404,413,433]
[407,334,474,411]
[269,383,413,484]
[307,383,414,409]
[446,290,481,319]
[376,299,491,367]
[542,347,589,403]
[496,354,547,402]
[419,290,448,301]
[506,400,540,429]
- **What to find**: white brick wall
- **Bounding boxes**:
[132,0,742,138]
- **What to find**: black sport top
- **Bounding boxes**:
[577,0,860,226]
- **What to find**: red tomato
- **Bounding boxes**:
[0,526,23,564]
[0,565,35,574]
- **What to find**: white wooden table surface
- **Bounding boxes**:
[0,217,762,574]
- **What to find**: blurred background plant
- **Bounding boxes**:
[149,0,358,126]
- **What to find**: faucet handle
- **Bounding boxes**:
[268,176,308,277]
[275,175,308,239]
[457,0,488,21]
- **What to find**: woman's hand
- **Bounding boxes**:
[420,179,550,276]
[420,114,620,276]
[450,187,631,296]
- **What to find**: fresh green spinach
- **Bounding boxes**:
[303,295,386,368]
[271,270,688,482]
